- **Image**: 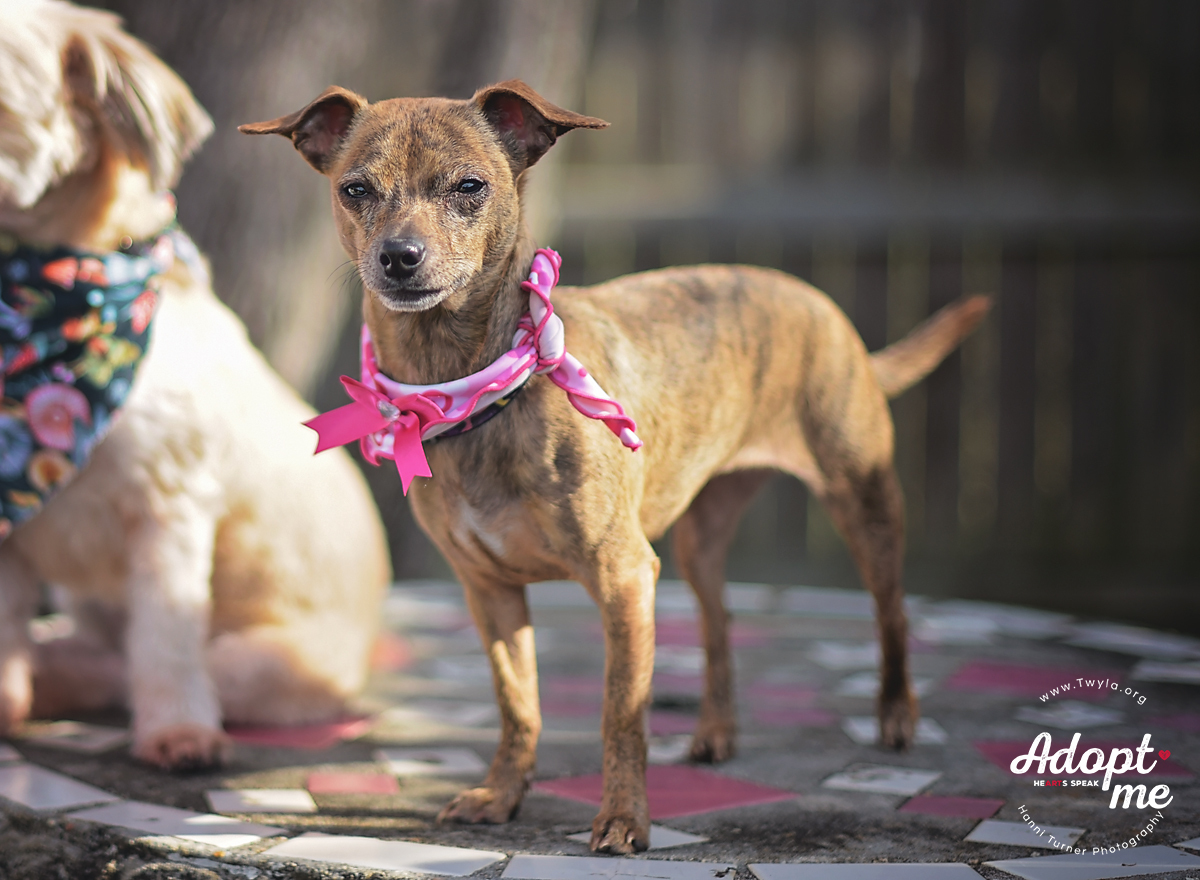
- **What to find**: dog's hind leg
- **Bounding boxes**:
[672,468,774,763]
[208,622,367,727]
[816,462,915,749]
[438,576,540,826]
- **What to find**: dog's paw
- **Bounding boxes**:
[590,810,650,854]
[133,723,232,771]
[0,653,33,734]
[689,719,736,763]
[437,785,523,825]
[878,691,918,751]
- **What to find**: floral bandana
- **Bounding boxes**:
[306,248,641,494]
[0,230,178,540]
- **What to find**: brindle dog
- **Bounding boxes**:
[242,80,988,853]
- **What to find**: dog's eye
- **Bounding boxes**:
[456,178,485,195]
[343,183,370,199]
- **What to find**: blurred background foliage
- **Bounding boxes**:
[96,0,1200,631]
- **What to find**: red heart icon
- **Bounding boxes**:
[1158,750,1170,760]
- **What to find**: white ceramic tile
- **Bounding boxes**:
[428,655,493,683]
[913,615,999,645]
[820,764,941,796]
[655,581,698,612]
[648,735,693,765]
[810,642,880,670]
[526,580,596,608]
[654,645,706,674]
[1130,659,1200,685]
[0,743,21,763]
[382,699,496,727]
[264,831,504,876]
[383,588,469,629]
[1065,623,1200,661]
[374,747,487,776]
[566,824,708,850]
[781,587,875,619]
[749,864,984,879]
[206,789,317,814]
[931,600,1073,639]
[726,583,774,612]
[0,763,119,811]
[19,721,129,753]
[69,799,283,848]
[835,672,933,698]
[965,819,1084,849]
[842,716,947,745]
[503,854,735,879]
[1015,701,1124,730]
[984,844,1200,880]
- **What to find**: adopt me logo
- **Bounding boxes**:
[1008,674,1173,855]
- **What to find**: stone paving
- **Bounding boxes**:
[2,578,1199,879]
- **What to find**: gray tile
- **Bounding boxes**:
[206,789,317,814]
[0,763,119,811]
[984,844,1200,879]
[69,799,283,848]
[821,764,941,796]
[264,832,504,876]
[566,825,708,850]
[749,864,984,879]
[503,854,735,880]
[966,819,1084,850]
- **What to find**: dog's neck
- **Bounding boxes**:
[364,230,539,385]
[0,147,175,253]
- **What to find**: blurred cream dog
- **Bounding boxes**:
[0,0,390,768]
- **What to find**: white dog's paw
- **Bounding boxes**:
[133,723,232,770]
[0,653,33,734]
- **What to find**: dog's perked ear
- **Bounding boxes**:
[473,80,607,175]
[239,87,367,174]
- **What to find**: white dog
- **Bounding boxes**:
[0,0,391,768]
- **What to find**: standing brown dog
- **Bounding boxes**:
[243,81,987,853]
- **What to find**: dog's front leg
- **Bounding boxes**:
[586,548,659,854]
[125,499,230,769]
[438,577,540,824]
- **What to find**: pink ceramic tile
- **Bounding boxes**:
[752,708,837,727]
[649,711,696,736]
[306,771,400,795]
[944,662,1120,702]
[534,765,796,819]
[225,716,373,750]
[975,739,1193,777]
[369,633,413,672]
[898,794,1005,818]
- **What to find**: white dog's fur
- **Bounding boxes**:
[0,0,391,768]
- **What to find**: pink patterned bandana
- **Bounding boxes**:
[304,249,641,493]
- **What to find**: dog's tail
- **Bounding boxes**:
[870,295,992,399]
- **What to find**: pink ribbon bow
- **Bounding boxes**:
[304,249,640,495]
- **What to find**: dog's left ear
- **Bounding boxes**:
[474,80,607,175]
[62,12,213,190]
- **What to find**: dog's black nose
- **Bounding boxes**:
[379,239,426,278]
